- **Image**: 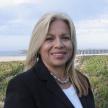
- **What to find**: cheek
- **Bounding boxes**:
[67,42,73,50]
[39,44,52,56]
[68,49,73,58]
[67,43,73,56]
[39,46,45,58]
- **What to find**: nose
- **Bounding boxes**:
[54,38,64,48]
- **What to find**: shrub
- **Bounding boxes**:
[78,55,108,108]
[0,56,108,108]
[0,61,24,103]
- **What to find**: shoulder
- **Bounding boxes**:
[75,69,91,88]
[4,67,38,108]
[7,66,38,90]
[75,69,87,77]
[75,69,88,79]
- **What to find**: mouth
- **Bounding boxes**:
[51,51,66,54]
[51,51,66,58]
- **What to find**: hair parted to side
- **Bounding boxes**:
[24,12,89,96]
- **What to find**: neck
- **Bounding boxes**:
[46,65,66,80]
[49,66,70,85]
[41,59,67,80]
[52,68,65,78]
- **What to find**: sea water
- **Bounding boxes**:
[0,50,26,56]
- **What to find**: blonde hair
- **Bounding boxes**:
[24,12,89,96]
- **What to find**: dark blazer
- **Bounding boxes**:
[4,59,95,108]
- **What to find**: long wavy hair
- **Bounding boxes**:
[24,12,89,96]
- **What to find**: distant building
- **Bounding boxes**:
[77,49,108,55]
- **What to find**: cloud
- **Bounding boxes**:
[15,0,43,5]
[0,0,43,8]
[0,0,108,50]
[76,14,108,49]
[0,4,42,36]
[0,35,30,51]
[76,14,108,33]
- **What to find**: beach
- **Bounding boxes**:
[0,56,26,62]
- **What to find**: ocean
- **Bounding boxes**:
[0,50,26,56]
[0,49,108,56]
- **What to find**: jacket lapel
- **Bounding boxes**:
[46,75,74,108]
[35,59,74,108]
[79,96,87,108]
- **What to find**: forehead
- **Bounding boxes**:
[50,18,69,27]
[48,19,70,33]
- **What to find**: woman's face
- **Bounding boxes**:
[39,19,73,69]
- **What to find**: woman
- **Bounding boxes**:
[4,12,95,108]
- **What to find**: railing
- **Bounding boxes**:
[77,49,108,56]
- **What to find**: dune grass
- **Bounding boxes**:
[78,55,108,108]
[0,61,24,104]
[0,55,108,108]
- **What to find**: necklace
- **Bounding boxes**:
[50,72,69,84]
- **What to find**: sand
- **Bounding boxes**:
[0,54,107,62]
[0,56,26,62]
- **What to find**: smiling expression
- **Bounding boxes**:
[39,19,73,70]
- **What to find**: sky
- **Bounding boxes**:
[0,0,108,51]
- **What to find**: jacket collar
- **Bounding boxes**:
[34,59,74,108]
[34,58,51,81]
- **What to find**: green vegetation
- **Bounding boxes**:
[78,55,108,108]
[0,55,108,108]
[0,61,24,108]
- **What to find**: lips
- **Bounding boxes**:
[51,51,66,58]
[51,51,66,54]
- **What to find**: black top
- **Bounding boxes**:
[4,59,95,108]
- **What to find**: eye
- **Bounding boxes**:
[61,34,71,40]
[62,35,71,40]
[62,36,70,40]
[45,37,54,42]
[45,34,55,42]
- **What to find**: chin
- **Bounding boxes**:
[51,61,66,67]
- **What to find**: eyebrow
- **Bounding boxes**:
[47,33,70,36]
[47,33,54,36]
